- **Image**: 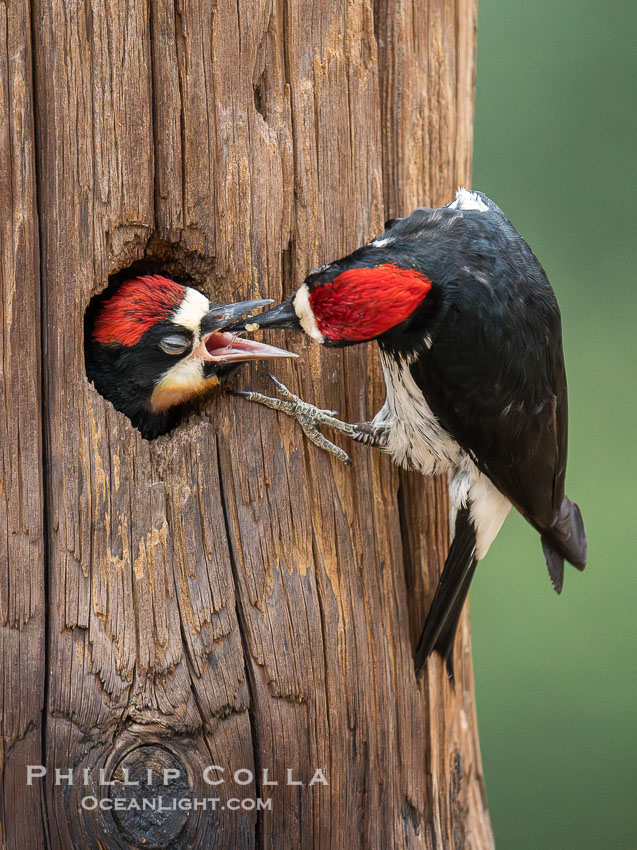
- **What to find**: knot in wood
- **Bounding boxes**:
[110,746,192,848]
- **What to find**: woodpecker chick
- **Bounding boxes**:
[231,189,588,678]
[86,274,296,439]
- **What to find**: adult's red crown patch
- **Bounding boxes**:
[309,263,432,341]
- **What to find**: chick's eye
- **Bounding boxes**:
[159,335,190,355]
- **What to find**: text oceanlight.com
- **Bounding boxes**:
[81,796,273,812]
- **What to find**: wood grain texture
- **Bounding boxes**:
[0,1,47,847]
[0,0,492,846]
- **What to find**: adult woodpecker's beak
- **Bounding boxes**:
[226,297,300,332]
[194,299,298,364]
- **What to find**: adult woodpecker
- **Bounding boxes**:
[231,189,588,678]
[85,274,296,439]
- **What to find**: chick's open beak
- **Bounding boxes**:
[194,298,298,364]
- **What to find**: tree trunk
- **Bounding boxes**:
[0,0,493,847]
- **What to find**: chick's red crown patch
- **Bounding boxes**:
[92,275,186,347]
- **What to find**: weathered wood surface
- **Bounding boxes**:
[0,0,492,847]
[0,2,47,848]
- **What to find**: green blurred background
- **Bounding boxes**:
[470,1,637,847]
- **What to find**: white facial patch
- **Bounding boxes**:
[151,286,217,411]
[171,287,210,332]
[150,356,218,412]
[448,187,489,212]
[293,283,324,343]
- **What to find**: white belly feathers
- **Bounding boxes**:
[373,350,511,558]
[374,351,462,475]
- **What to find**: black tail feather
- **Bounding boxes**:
[541,538,565,594]
[414,507,477,679]
[431,556,478,679]
[541,496,587,594]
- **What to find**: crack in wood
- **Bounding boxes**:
[215,440,263,849]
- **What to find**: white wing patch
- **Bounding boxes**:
[448,187,489,212]
[371,236,394,248]
[448,456,511,558]
[467,470,511,558]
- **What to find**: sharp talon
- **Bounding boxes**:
[268,372,287,391]
[300,426,353,466]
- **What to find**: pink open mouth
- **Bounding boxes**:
[201,331,297,363]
